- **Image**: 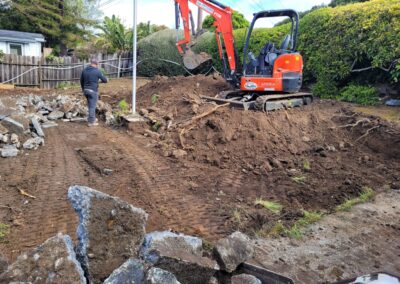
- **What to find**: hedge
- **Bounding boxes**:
[137,29,185,77]
[137,0,400,103]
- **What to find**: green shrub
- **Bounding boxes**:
[137,29,185,77]
[338,85,379,105]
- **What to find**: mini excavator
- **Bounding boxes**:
[174,0,312,111]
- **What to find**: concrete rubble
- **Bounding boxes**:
[231,274,262,284]
[103,259,146,284]
[68,185,148,284]
[1,185,258,284]
[146,267,181,284]
[214,231,255,273]
[0,233,86,284]
[0,93,114,158]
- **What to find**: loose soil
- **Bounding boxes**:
[0,76,399,283]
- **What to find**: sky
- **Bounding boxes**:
[99,0,332,28]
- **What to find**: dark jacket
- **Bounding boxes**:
[80,66,108,93]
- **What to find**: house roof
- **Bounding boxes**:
[0,29,46,43]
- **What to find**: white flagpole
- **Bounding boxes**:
[132,0,138,113]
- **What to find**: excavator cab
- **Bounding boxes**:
[243,10,300,79]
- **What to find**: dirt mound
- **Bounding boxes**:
[134,75,400,235]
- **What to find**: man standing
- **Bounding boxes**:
[80,58,108,127]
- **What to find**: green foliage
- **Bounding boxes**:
[255,198,283,214]
[202,11,249,31]
[292,175,307,184]
[151,94,159,105]
[298,0,400,90]
[57,81,77,89]
[137,29,185,77]
[303,159,311,171]
[336,187,375,211]
[0,49,4,63]
[297,211,323,226]
[137,21,168,41]
[330,0,370,7]
[96,15,133,53]
[118,99,129,112]
[338,85,379,105]
[0,223,10,242]
[0,0,101,54]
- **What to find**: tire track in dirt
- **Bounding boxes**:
[83,126,230,241]
[56,123,231,241]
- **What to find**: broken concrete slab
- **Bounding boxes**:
[103,259,146,284]
[140,231,203,264]
[31,117,45,137]
[1,145,19,158]
[48,110,65,120]
[0,117,25,134]
[231,274,262,284]
[0,124,8,135]
[68,185,148,284]
[0,233,86,284]
[23,137,44,150]
[214,232,254,273]
[152,249,219,284]
[41,121,58,129]
[146,267,181,284]
[141,232,218,284]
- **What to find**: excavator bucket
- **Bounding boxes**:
[183,49,212,70]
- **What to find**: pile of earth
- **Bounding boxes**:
[130,75,400,235]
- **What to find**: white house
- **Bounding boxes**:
[0,29,45,57]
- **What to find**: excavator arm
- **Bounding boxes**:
[174,0,237,73]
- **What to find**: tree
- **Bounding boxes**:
[0,0,101,55]
[202,10,249,31]
[330,0,369,7]
[95,15,132,53]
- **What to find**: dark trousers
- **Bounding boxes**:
[84,89,98,123]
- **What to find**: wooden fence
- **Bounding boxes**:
[0,51,133,89]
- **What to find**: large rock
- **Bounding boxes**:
[0,233,86,284]
[214,232,254,273]
[103,259,146,284]
[146,267,181,284]
[48,110,65,120]
[140,231,203,264]
[140,231,218,284]
[1,145,19,158]
[68,185,148,284]
[231,274,262,284]
[23,137,44,150]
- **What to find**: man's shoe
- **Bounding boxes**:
[88,122,99,127]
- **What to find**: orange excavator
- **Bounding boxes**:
[174,0,312,111]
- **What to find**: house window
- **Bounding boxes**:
[9,43,23,56]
